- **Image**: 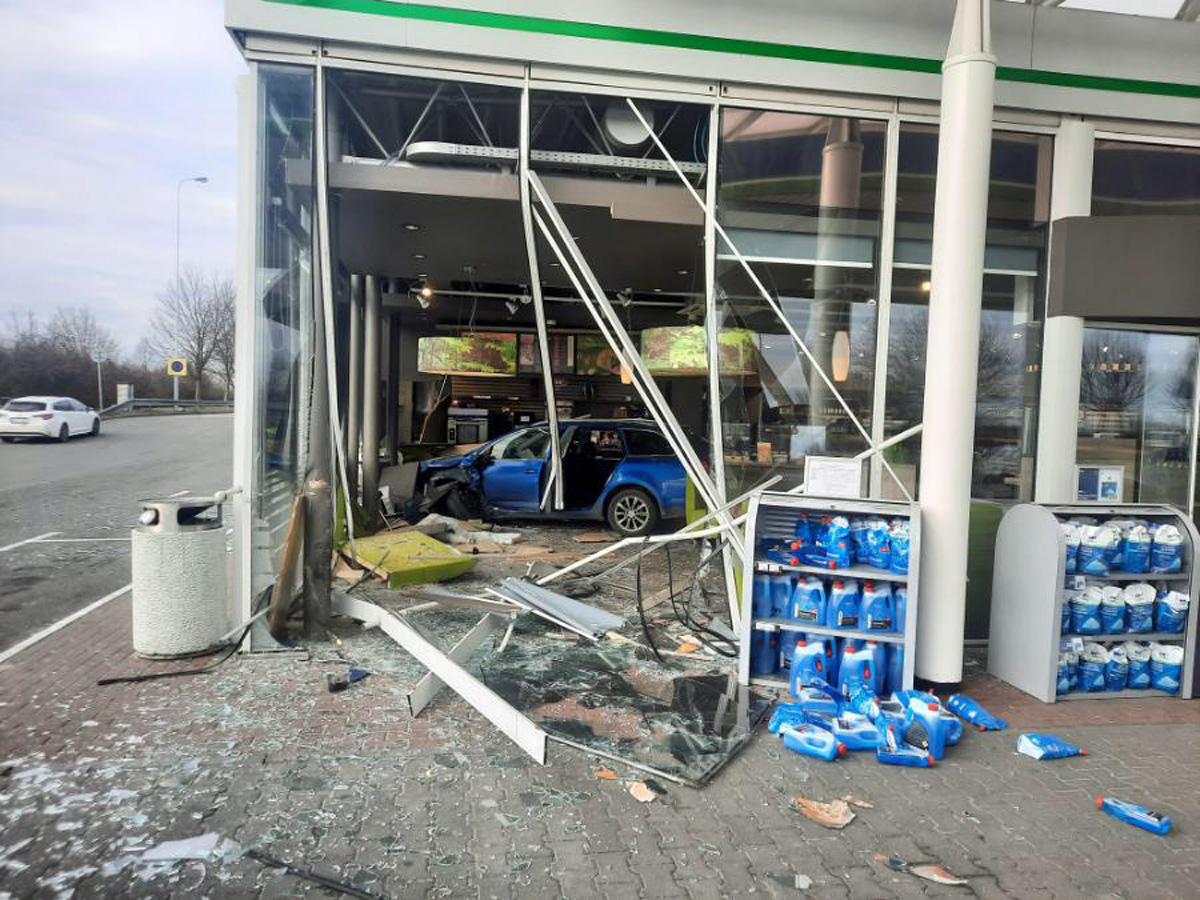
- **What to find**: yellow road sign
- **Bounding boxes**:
[167,358,188,377]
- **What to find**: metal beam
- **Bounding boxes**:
[1177,0,1200,21]
[335,594,547,764]
[518,84,564,511]
[406,611,511,717]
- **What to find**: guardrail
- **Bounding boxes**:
[100,399,233,417]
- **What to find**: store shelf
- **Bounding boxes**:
[1072,571,1188,582]
[988,502,1198,703]
[1057,689,1177,701]
[739,493,920,692]
[753,619,905,645]
[1060,632,1185,643]
[755,561,908,583]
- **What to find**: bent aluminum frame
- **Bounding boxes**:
[334,593,547,764]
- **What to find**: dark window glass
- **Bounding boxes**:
[625,429,674,456]
[54,401,72,411]
[4,401,45,411]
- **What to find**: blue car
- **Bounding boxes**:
[418,419,690,536]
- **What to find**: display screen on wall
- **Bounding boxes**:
[518,333,575,373]
[418,333,517,376]
[575,334,622,377]
[641,326,757,376]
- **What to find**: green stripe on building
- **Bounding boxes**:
[267,0,1200,100]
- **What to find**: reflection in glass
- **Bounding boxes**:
[882,126,1049,501]
[254,65,314,593]
[1077,329,1198,508]
[715,111,885,496]
[1092,140,1200,217]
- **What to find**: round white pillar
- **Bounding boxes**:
[915,0,996,686]
[1035,119,1094,503]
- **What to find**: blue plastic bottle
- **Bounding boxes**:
[790,577,827,628]
[874,722,934,768]
[751,573,773,620]
[885,645,905,694]
[866,641,886,695]
[779,723,847,761]
[829,579,861,630]
[906,698,953,760]
[860,582,895,632]
[770,575,793,619]
[805,712,881,751]
[894,587,908,635]
[749,630,778,676]
[1096,796,1172,835]
[837,641,875,698]
[789,640,828,696]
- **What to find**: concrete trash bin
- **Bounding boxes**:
[131,496,229,658]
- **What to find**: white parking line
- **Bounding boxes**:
[33,538,131,544]
[0,583,132,665]
[0,531,61,553]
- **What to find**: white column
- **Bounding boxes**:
[915,0,996,686]
[346,273,363,501]
[1034,119,1094,503]
[362,274,382,525]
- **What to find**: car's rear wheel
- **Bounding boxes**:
[57,424,70,443]
[606,487,659,537]
[90,418,101,436]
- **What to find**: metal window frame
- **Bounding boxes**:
[232,64,260,640]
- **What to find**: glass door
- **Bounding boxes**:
[1076,327,1199,512]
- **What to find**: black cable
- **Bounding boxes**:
[246,849,384,900]
[676,540,739,657]
[635,546,667,665]
[96,623,254,686]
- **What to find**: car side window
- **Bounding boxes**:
[54,400,72,411]
[501,428,549,460]
[624,429,674,457]
[591,428,625,460]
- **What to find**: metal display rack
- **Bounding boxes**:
[987,503,1200,703]
[737,492,921,691]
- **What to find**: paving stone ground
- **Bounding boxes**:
[5,544,1200,898]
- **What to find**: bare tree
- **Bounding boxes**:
[150,267,226,400]
[48,307,119,361]
[210,278,237,401]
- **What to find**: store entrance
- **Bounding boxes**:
[1075,325,1199,514]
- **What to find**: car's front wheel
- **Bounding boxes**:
[57,424,70,443]
[90,417,101,437]
[606,487,659,537]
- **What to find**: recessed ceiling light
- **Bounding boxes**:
[417,272,428,278]
[653,288,662,293]
[412,253,425,260]
[676,269,688,276]
[403,223,420,231]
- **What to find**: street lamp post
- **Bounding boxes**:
[92,354,106,410]
[175,176,209,282]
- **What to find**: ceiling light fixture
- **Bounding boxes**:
[412,252,426,260]
[403,223,420,231]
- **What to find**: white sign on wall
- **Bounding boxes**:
[804,456,863,499]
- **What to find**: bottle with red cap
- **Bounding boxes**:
[779,723,847,761]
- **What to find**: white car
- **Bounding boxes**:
[0,396,101,443]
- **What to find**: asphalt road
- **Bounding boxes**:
[0,414,233,653]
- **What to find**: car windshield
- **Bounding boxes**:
[4,401,45,412]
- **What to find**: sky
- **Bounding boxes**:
[0,0,245,357]
[0,0,1180,357]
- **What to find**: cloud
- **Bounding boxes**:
[0,0,246,356]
